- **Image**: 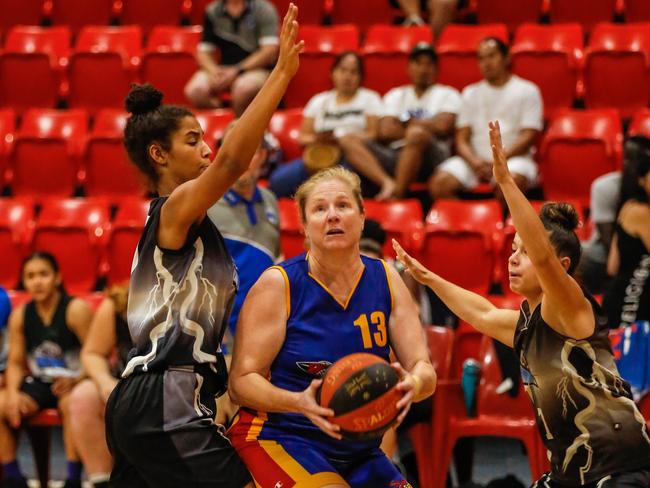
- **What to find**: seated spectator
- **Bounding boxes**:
[429,37,543,202]
[68,284,131,488]
[389,0,427,25]
[0,286,11,387]
[0,252,92,488]
[184,0,279,115]
[269,52,390,199]
[370,42,460,199]
[603,138,650,329]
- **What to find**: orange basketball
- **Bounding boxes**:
[317,353,402,440]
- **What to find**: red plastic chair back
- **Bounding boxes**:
[626,0,650,22]
[330,0,400,32]
[120,0,188,35]
[511,23,583,118]
[0,198,34,288]
[363,199,423,258]
[436,24,509,90]
[195,109,236,152]
[476,0,544,32]
[278,198,305,258]
[107,198,150,284]
[629,108,650,138]
[0,108,15,185]
[549,0,619,33]
[146,25,202,51]
[269,109,303,162]
[0,0,45,33]
[50,0,115,34]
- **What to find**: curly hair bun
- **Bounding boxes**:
[125,84,163,115]
[540,202,579,231]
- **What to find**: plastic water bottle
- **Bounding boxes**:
[461,358,481,417]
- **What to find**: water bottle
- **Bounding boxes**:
[461,358,481,417]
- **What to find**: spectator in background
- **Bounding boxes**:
[269,52,391,199]
[429,37,543,202]
[0,287,11,386]
[0,252,92,488]
[68,284,131,488]
[371,42,460,199]
[389,0,427,25]
[184,0,279,115]
[603,140,650,329]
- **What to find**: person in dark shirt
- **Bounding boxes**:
[104,7,302,487]
[0,252,92,488]
[394,121,650,487]
[184,0,279,115]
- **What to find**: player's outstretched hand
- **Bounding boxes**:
[296,379,342,440]
[489,120,512,186]
[391,362,415,426]
[392,239,434,286]
[275,3,304,80]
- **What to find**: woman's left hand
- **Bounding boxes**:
[489,120,513,186]
[391,362,418,426]
[52,377,77,397]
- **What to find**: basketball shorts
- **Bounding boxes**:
[228,410,410,488]
[532,469,650,487]
[21,376,58,409]
[105,366,251,488]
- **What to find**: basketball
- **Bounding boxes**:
[317,353,402,440]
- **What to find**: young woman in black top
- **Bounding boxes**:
[394,121,650,487]
[104,6,303,487]
[0,252,92,488]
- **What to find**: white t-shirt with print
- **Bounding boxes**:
[457,75,543,160]
[382,84,462,121]
[302,88,383,138]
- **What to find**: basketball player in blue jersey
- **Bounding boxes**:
[394,121,650,487]
[103,6,303,487]
[227,167,436,488]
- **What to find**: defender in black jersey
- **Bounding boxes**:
[393,121,650,487]
[104,6,303,487]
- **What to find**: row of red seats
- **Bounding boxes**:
[3,0,650,35]
[0,106,643,204]
[0,107,235,200]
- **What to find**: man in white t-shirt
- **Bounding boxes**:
[369,42,461,198]
[429,37,543,200]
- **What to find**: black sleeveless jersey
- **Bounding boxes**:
[122,197,237,377]
[514,293,650,485]
[24,293,81,380]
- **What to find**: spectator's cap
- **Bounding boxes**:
[359,219,386,257]
[409,42,438,62]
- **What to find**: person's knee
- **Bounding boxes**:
[184,72,212,105]
[68,380,101,420]
[405,125,431,147]
[429,170,460,198]
[231,72,266,105]
[337,133,363,150]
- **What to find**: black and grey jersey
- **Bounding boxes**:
[122,197,237,377]
[514,293,650,485]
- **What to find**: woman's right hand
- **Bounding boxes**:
[6,390,36,428]
[392,239,435,286]
[295,379,342,440]
[274,4,304,80]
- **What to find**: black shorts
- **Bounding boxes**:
[366,139,449,181]
[20,376,58,409]
[532,469,650,487]
[106,366,251,488]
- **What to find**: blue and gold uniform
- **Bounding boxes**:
[228,253,410,488]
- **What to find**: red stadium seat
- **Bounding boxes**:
[436,24,509,91]
[0,26,71,113]
[269,109,303,162]
[628,108,650,138]
[363,199,424,258]
[107,197,150,284]
[0,198,34,288]
[33,198,110,293]
[68,26,142,113]
[362,25,433,95]
[0,0,45,33]
[583,23,650,119]
[9,109,88,199]
[119,0,189,35]
[195,109,236,152]
[285,24,360,108]
[141,26,202,105]
[268,0,324,24]
[0,108,16,188]
[330,0,400,32]
[277,197,304,258]
[422,199,502,294]
[540,109,623,205]
[626,0,650,22]
[475,0,545,32]
[85,109,147,200]
[511,23,583,118]
[8,290,32,309]
[434,335,544,488]
[50,0,116,34]
[548,0,620,34]
[188,0,212,24]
